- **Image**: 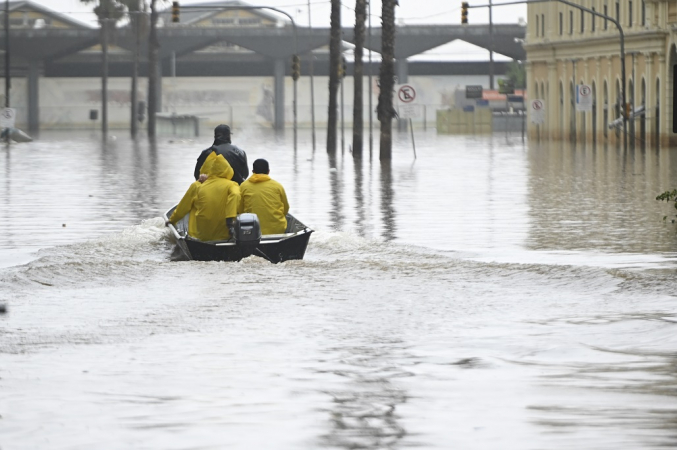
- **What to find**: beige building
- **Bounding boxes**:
[525,0,677,147]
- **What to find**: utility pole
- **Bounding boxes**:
[101,16,109,137]
[368,0,373,160]
[489,0,494,89]
[308,0,316,153]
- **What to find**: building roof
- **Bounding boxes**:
[4,1,90,29]
[160,1,288,26]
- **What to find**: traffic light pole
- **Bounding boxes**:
[469,0,627,151]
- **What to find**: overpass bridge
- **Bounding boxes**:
[0,24,526,131]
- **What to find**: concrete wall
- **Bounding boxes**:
[2,73,496,131]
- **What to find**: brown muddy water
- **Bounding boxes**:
[0,129,676,449]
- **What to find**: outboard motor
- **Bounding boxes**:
[232,213,261,258]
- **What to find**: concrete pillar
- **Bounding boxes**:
[644,52,654,147]
[156,61,163,112]
[547,61,557,139]
[595,57,602,144]
[658,54,667,147]
[27,60,40,133]
[526,60,535,138]
[273,58,285,130]
[609,55,617,146]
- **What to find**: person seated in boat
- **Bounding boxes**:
[169,154,240,241]
[167,151,219,237]
[238,158,289,235]
[194,124,248,184]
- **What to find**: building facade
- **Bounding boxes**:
[525,0,677,147]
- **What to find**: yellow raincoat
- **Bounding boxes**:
[238,174,289,235]
[169,151,219,238]
[170,154,240,241]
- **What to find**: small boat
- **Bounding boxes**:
[164,206,313,263]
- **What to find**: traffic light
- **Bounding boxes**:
[291,55,300,81]
[461,2,468,24]
[172,1,180,23]
[338,57,347,78]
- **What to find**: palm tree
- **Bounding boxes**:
[352,0,367,158]
[378,0,397,160]
[327,0,341,154]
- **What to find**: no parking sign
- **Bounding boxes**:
[531,99,545,124]
[395,84,420,119]
[576,84,593,112]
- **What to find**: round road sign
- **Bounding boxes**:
[398,85,416,103]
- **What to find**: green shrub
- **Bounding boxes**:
[656,189,677,222]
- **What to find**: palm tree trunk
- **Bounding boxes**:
[327,0,341,154]
[352,0,366,158]
[378,0,397,161]
[147,0,159,139]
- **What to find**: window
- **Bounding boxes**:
[536,14,540,36]
[212,18,235,25]
[604,4,608,29]
[541,13,545,36]
[629,1,633,26]
[592,7,596,31]
[615,1,620,22]
[581,10,585,32]
[570,11,573,34]
[559,12,563,35]
[641,0,645,26]
[238,18,261,25]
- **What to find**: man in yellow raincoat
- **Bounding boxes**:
[238,159,289,235]
[169,154,240,241]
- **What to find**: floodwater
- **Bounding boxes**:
[1,129,677,449]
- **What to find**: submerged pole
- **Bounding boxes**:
[308,0,316,153]
[4,0,10,145]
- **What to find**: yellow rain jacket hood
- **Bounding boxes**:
[238,173,289,235]
[170,154,240,241]
[169,151,219,237]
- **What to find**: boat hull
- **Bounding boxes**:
[164,207,312,263]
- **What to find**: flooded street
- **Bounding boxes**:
[1,129,677,449]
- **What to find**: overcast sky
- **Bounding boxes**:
[34,0,528,28]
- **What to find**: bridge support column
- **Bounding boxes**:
[274,58,285,130]
[156,61,163,113]
[396,58,408,131]
[28,60,40,133]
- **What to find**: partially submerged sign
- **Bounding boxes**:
[530,99,546,124]
[576,84,593,112]
[395,84,420,119]
[0,108,16,128]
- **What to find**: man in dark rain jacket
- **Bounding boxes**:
[194,124,248,184]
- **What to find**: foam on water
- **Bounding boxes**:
[2,132,677,449]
